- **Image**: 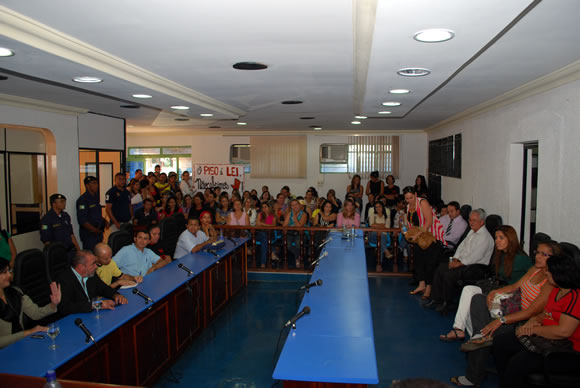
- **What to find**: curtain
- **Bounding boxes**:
[250,136,307,178]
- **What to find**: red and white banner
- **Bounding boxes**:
[194,164,244,192]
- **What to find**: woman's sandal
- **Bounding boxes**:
[440,328,465,342]
[409,288,425,295]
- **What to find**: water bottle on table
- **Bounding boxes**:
[44,370,63,388]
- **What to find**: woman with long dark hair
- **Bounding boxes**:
[414,175,429,199]
[347,175,364,210]
[368,201,392,260]
[188,192,206,221]
[384,175,400,208]
[0,260,61,348]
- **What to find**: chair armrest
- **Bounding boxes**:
[543,350,580,386]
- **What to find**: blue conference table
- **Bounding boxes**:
[273,230,379,386]
[0,238,247,385]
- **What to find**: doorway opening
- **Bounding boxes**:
[520,142,538,250]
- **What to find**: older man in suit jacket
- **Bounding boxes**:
[55,250,127,319]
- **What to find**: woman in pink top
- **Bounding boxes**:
[336,199,360,227]
[228,199,249,238]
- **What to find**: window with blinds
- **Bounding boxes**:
[347,136,399,179]
[319,136,399,177]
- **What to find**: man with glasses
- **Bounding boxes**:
[55,250,127,319]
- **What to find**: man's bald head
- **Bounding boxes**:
[94,243,113,265]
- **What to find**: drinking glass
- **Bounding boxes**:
[47,323,60,350]
[92,297,103,319]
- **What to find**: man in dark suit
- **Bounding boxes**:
[55,250,127,319]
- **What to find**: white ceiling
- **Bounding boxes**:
[0,0,579,133]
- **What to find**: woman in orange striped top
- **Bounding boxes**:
[450,240,561,387]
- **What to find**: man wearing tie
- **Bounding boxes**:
[438,201,468,249]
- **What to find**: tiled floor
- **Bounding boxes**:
[155,275,498,388]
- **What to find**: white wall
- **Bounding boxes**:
[126,132,428,201]
[0,105,80,251]
[78,113,125,150]
[427,80,580,245]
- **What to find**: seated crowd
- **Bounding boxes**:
[1,167,579,388]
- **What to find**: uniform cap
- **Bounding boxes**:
[50,193,66,203]
[84,176,98,185]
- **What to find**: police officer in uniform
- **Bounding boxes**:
[40,194,81,259]
[106,172,133,232]
[77,176,107,251]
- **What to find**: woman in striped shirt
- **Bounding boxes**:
[449,240,561,387]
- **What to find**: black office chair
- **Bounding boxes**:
[120,222,134,235]
[108,231,133,255]
[43,242,69,282]
[529,232,551,257]
[160,217,180,258]
[485,214,503,236]
[12,249,52,307]
[171,212,187,234]
[560,242,580,260]
[460,205,472,222]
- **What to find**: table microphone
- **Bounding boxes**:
[132,288,154,304]
[74,318,96,345]
[300,279,323,291]
[318,236,332,249]
[178,263,194,276]
[310,251,328,268]
[227,237,238,246]
[284,306,311,328]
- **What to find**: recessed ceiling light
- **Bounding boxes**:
[120,104,140,109]
[174,118,190,121]
[313,127,322,131]
[237,122,247,126]
[0,48,15,57]
[414,29,455,43]
[171,105,190,110]
[281,100,303,105]
[397,68,431,77]
[382,102,401,107]
[354,115,367,119]
[378,111,392,115]
[127,125,134,128]
[200,113,214,117]
[233,62,268,70]
[73,76,103,83]
[132,94,152,99]
[351,121,361,125]
[389,89,410,94]
[300,117,315,120]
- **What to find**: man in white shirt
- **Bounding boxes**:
[438,201,469,249]
[174,218,215,259]
[179,171,194,197]
[424,209,494,312]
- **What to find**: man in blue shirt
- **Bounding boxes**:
[77,176,107,251]
[114,230,170,276]
[174,218,214,259]
[105,173,132,232]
